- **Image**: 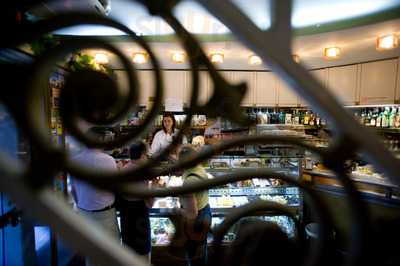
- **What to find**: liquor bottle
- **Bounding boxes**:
[376,109,382,127]
[285,112,292,125]
[389,107,396,128]
[279,111,285,124]
[315,113,321,126]
[293,110,299,125]
[303,111,310,125]
[365,110,372,126]
[382,107,390,128]
[370,108,377,127]
[309,113,315,126]
[395,107,400,128]
[300,111,305,124]
[360,109,366,125]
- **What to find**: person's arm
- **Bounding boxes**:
[149,131,162,157]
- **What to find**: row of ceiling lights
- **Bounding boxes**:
[94,34,398,65]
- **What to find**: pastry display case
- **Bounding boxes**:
[149,157,302,246]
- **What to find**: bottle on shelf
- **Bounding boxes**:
[395,107,400,128]
[360,109,366,125]
[365,110,372,126]
[285,111,292,125]
[382,107,390,128]
[370,108,377,127]
[389,107,396,128]
[293,110,300,125]
[376,108,382,127]
[279,110,285,124]
[309,112,315,126]
[303,111,310,125]
[315,113,321,126]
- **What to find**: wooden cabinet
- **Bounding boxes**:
[115,70,154,106]
[359,59,397,104]
[255,72,276,106]
[276,74,299,106]
[231,71,255,106]
[327,65,358,106]
[185,71,209,105]
[163,70,185,104]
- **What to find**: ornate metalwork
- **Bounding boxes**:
[0,0,399,265]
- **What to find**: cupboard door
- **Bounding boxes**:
[232,71,255,106]
[360,59,397,104]
[137,70,155,106]
[327,65,358,106]
[115,70,154,106]
[164,70,185,104]
[276,74,299,106]
[302,69,328,107]
[185,71,209,105]
[255,72,276,106]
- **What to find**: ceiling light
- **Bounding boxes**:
[210,53,224,63]
[248,54,262,65]
[324,47,341,59]
[132,52,148,64]
[171,52,185,63]
[94,53,109,64]
[292,54,300,63]
[376,34,398,50]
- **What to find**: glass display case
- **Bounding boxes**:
[149,157,302,246]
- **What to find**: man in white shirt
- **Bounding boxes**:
[70,127,120,266]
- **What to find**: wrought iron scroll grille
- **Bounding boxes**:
[0,0,399,266]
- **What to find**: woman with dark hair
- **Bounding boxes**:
[118,141,153,264]
[149,112,187,159]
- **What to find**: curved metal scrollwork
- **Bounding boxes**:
[0,0,399,266]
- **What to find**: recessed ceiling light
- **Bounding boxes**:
[94,53,109,64]
[248,54,262,65]
[210,53,224,63]
[376,34,398,50]
[132,52,148,64]
[171,52,185,63]
[324,47,341,59]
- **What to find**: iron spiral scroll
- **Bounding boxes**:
[0,0,399,266]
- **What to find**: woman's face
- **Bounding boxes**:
[163,117,174,132]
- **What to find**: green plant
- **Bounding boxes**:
[68,53,115,77]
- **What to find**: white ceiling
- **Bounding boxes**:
[51,0,400,35]
[85,18,400,70]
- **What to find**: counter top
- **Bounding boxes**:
[303,169,399,189]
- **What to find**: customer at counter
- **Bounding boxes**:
[178,145,211,266]
[149,112,187,160]
[118,141,153,264]
[70,127,120,266]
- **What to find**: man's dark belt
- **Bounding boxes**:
[79,203,115,213]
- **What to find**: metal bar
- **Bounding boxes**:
[0,163,147,266]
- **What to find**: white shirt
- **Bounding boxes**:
[71,149,117,211]
[149,129,187,157]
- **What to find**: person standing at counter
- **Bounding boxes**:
[178,145,211,266]
[70,127,120,266]
[118,141,153,264]
[149,112,187,159]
